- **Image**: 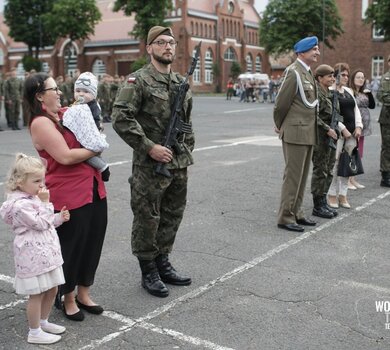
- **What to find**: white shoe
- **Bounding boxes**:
[351,180,365,189]
[348,183,357,190]
[41,322,66,335]
[28,329,61,344]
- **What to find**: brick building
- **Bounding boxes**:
[0,0,269,93]
[320,0,390,80]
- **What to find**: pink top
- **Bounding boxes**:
[0,191,64,278]
[32,113,106,211]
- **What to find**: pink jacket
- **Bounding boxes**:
[0,191,64,278]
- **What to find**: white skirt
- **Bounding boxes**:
[14,267,65,295]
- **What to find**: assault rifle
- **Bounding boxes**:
[329,72,341,150]
[154,41,202,177]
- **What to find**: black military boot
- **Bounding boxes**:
[312,195,334,219]
[381,172,390,187]
[138,259,169,298]
[321,195,338,217]
[155,254,192,286]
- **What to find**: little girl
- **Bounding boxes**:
[0,153,70,345]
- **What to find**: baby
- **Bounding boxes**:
[62,72,110,181]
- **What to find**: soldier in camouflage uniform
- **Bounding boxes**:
[378,55,390,187]
[4,68,23,130]
[311,65,339,219]
[112,26,194,298]
[98,74,111,122]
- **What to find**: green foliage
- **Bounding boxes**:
[22,55,42,72]
[212,62,220,78]
[113,0,173,41]
[230,61,241,79]
[131,56,148,72]
[259,0,343,56]
[42,0,101,42]
[365,0,390,41]
[4,0,55,57]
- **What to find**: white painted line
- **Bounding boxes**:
[0,274,14,284]
[223,107,267,114]
[0,298,27,310]
[342,280,390,294]
[77,190,390,349]
[138,321,236,350]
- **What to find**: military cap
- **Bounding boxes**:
[315,64,334,78]
[147,26,174,45]
[294,36,319,53]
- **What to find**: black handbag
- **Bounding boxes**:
[337,145,364,177]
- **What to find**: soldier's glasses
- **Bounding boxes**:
[43,86,61,93]
[151,40,178,48]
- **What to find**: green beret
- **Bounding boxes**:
[147,26,174,45]
[315,64,334,78]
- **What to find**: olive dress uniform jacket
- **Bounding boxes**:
[273,59,318,225]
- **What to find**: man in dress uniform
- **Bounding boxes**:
[274,36,320,232]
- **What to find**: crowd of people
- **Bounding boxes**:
[274,35,390,233]
[1,27,390,345]
[0,69,127,132]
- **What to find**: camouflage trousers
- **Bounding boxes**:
[311,136,336,196]
[130,165,188,260]
[380,123,390,172]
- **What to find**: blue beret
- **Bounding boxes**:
[294,36,319,53]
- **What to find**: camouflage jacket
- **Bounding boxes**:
[378,70,390,124]
[112,63,194,169]
[317,85,341,133]
[4,77,23,100]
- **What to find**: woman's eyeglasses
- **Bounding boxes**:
[43,86,61,93]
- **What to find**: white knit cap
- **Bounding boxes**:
[74,72,98,99]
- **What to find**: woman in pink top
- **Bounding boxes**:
[0,153,70,344]
[24,73,108,322]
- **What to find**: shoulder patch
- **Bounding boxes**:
[127,77,136,84]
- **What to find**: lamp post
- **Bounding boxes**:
[322,0,325,62]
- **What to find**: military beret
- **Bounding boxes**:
[315,64,334,78]
[294,36,319,53]
[147,26,174,45]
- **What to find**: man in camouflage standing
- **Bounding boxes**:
[112,26,194,298]
[378,54,390,187]
[4,68,23,130]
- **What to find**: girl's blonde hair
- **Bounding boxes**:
[5,153,46,192]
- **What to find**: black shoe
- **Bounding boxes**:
[139,260,169,297]
[380,179,390,187]
[277,223,304,232]
[76,298,104,315]
[101,167,110,182]
[296,218,317,226]
[312,206,334,219]
[0,127,3,131]
[321,195,338,217]
[155,254,192,286]
[62,303,85,321]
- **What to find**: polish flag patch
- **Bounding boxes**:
[127,77,136,84]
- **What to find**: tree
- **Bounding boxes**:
[113,0,172,42]
[131,56,148,72]
[4,0,55,58]
[365,0,390,41]
[43,0,101,42]
[230,61,241,80]
[259,0,343,56]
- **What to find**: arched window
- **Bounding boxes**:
[92,59,106,80]
[255,55,262,73]
[64,42,78,76]
[196,23,199,36]
[41,62,50,73]
[16,62,25,78]
[204,49,213,83]
[200,23,203,37]
[246,54,253,73]
[177,8,182,16]
[193,48,201,83]
[191,22,194,35]
[372,56,384,78]
[224,47,236,61]
[0,49,4,66]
